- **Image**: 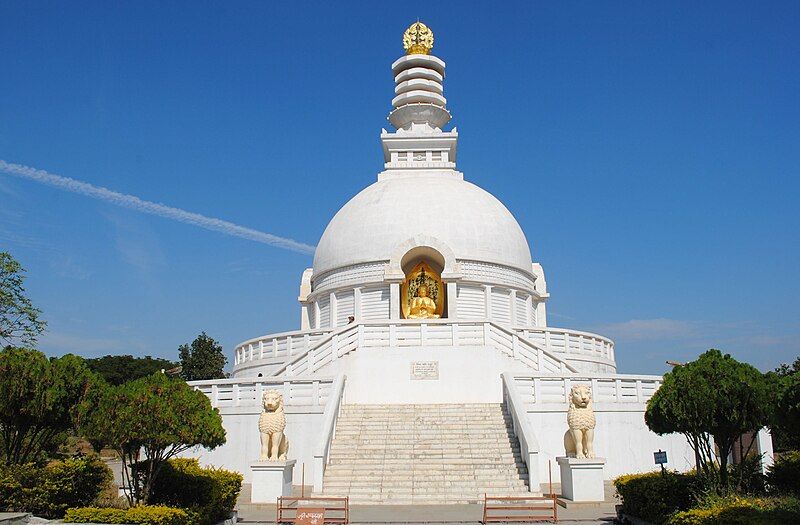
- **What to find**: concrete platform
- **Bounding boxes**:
[235,482,618,524]
[0,514,29,525]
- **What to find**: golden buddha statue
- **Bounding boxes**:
[407,283,440,319]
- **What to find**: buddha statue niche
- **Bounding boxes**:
[407,283,440,319]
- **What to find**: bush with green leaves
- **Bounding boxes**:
[64,505,191,525]
[148,458,242,525]
[0,347,102,464]
[614,471,699,525]
[0,455,112,518]
[766,451,800,496]
[78,372,226,505]
[667,494,800,525]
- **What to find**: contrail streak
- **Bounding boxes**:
[0,160,316,255]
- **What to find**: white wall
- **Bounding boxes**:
[527,410,695,483]
[322,345,532,404]
[186,407,324,484]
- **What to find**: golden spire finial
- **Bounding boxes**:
[403,21,434,55]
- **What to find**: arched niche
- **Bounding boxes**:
[399,247,447,319]
[401,246,445,276]
[385,235,460,280]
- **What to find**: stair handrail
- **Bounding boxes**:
[271,323,359,377]
[501,371,540,493]
[490,322,577,373]
[313,373,346,493]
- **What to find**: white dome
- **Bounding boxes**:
[313,174,533,276]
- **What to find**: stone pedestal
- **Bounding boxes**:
[250,460,295,503]
[557,457,606,502]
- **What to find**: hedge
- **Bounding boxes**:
[667,495,800,525]
[614,471,699,525]
[0,455,112,518]
[64,505,190,525]
[148,458,242,525]
[766,451,800,496]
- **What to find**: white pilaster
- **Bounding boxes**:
[330,292,337,328]
[354,287,362,320]
[390,282,401,319]
[446,281,457,318]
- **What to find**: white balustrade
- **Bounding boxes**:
[511,326,615,363]
[510,374,662,407]
[234,329,333,366]
[271,321,577,377]
[190,376,336,409]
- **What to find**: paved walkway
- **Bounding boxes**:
[236,483,619,524]
[237,502,617,524]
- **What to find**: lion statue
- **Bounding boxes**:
[258,390,289,461]
[563,384,596,459]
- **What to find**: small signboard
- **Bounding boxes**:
[654,450,668,465]
[296,508,325,525]
[410,360,439,380]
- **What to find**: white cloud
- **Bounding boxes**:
[0,160,316,255]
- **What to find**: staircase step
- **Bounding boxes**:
[322,403,529,503]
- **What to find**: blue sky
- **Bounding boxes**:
[1,1,798,375]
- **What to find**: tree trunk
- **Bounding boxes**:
[719,444,729,490]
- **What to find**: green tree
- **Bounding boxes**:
[645,349,773,491]
[774,357,800,378]
[0,252,46,346]
[85,354,178,386]
[179,332,227,381]
[0,347,101,464]
[78,372,226,505]
[769,359,800,452]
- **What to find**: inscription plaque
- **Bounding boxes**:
[410,361,439,380]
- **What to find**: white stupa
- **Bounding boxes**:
[189,23,767,504]
[233,23,616,381]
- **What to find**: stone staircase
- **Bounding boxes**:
[320,403,530,504]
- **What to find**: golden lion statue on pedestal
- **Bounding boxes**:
[564,384,596,459]
[258,390,289,461]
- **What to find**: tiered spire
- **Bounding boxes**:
[380,22,459,176]
[388,22,451,131]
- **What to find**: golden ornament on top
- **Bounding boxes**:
[403,22,434,55]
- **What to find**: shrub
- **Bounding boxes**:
[766,451,800,496]
[64,505,191,525]
[614,471,699,525]
[0,455,112,518]
[0,347,102,464]
[149,458,242,525]
[667,495,800,525]
[728,453,766,494]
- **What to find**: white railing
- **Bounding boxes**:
[234,329,333,366]
[234,321,615,374]
[501,372,540,492]
[509,374,663,407]
[313,374,346,492]
[512,326,615,363]
[273,320,577,377]
[190,376,336,409]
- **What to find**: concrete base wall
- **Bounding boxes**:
[324,345,531,404]
[187,408,324,484]
[528,410,695,483]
